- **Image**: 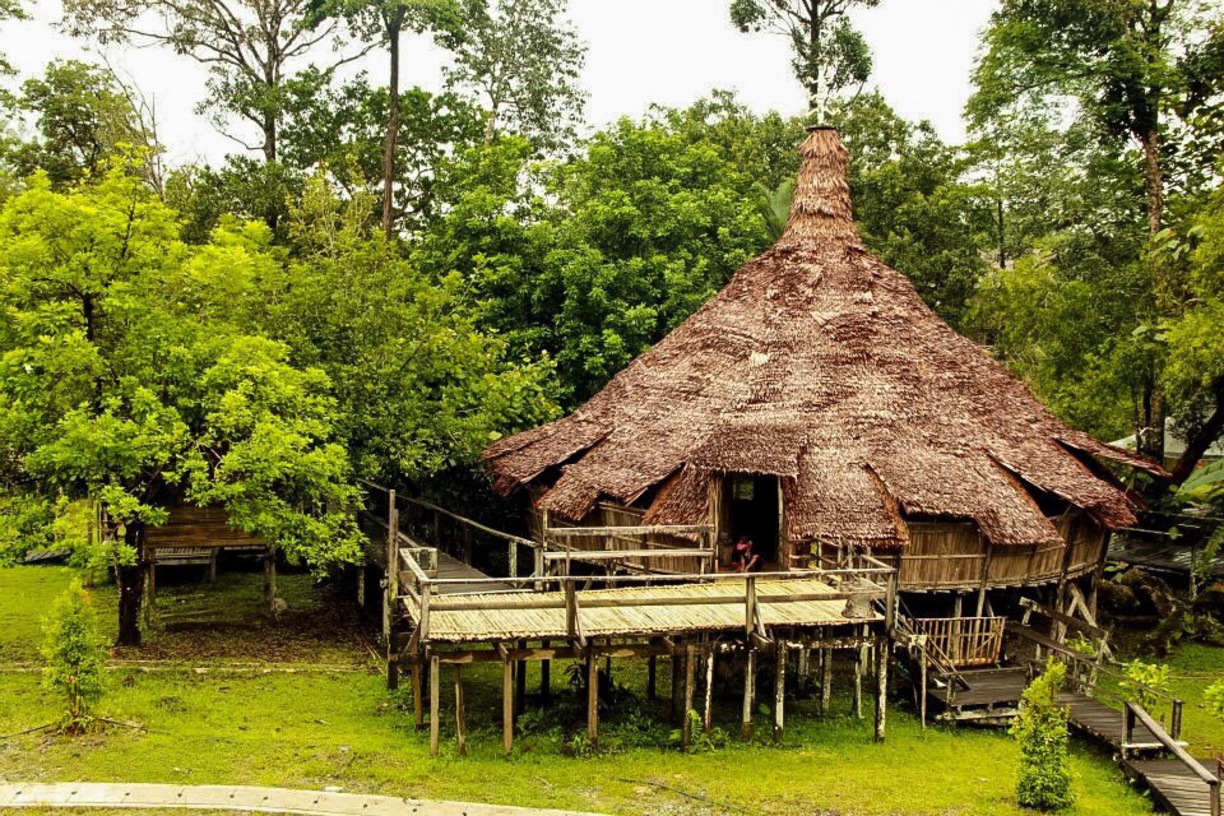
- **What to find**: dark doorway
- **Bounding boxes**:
[727,474,780,568]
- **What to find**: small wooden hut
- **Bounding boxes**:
[484,128,1162,666]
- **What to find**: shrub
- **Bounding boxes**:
[1121,659,1172,711]
[1206,679,1224,721]
[1010,660,1073,811]
[41,580,108,732]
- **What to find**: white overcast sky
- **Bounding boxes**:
[1,0,998,166]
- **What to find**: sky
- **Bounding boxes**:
[1,0,998,166]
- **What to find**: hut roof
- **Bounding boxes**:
[484,128,1163,549]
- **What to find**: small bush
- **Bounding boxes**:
[41,580,108,732]
[1010,660,1073,811]
[1206,679,1224,721]
[1121,659,1172,710]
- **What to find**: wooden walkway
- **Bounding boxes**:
[1057,691,1161,749]
[433,551,515,595]
[1123,758,1223,816]
[415,577,882,643]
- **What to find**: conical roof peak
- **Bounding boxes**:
[778,127,862,249]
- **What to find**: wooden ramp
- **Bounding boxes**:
[433,551,515,595]
[1057,691,1160,749]
[1124,758,1222,816]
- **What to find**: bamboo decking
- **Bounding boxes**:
[412,577,883,643]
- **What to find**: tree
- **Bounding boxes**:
[59,0,367,181]
[261,176,558,482]
[3,60,150,188]
[41,580,108,732]
[442,0,587,152]
[0,165,363,644]
[317,0,465,238]
[729,0,879,124]
[1010,660,1073,811]
[970,0,1224,461]
[0,0,26,76]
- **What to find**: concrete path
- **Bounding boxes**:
[0,783,605,816]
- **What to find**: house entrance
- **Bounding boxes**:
[727,474,781,570]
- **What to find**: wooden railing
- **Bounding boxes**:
[913,616,1006,667]
[1125,703,1220,816]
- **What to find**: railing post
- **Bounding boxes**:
[508,539,517,579]
[745,576,757,637]
[565,581,577,640]
[419,580,431,643]
[1124,703,1136,758]
[885,569,897,632]
[383,489,398,646]
[1171,698,1183,742]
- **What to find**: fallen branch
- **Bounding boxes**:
[613,777,751,814]
[0,723,54,741]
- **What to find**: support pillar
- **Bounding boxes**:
[429,655,440,757]
[454,665,466,756]
[703,651,715,736]
[540,640,551,703]
[820,647,833,714]
[773,644,787,744]
[647,653,657,700]
[411,661,424,730]
[671,648,683,723]
[503,657,514,755]
[874,636,888,743]
[682,645,695,747]
[587,649,599,747]
[741,648,755,740]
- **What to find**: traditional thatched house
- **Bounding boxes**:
[485,128,1161,630]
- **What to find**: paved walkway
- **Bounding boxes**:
[0,783,604,816]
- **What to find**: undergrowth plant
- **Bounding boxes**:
[1011,660,1073,811]
[1121,660,1172,711]
[1206,679,1224,721]
[41,580,107,732]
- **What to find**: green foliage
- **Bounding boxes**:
[1010,660,1073,811]
[40,580,107,731]
[442,0,587,151]
[1121,660,1172,711]
[1206,679,1224,721]
[729,0,880,122]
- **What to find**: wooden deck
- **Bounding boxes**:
[1123,758,1223,816]
[410,577,882,643]
[432,551,515,595]
[929,667,1027,707]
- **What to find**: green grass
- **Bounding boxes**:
[0,565,1166,814]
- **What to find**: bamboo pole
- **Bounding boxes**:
[412,661,424,730]
[820,647,833,714]
[587,649,599,747]
[682,645,695,747]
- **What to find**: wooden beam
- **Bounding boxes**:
[545,524,713,537]
[429,655,440,757]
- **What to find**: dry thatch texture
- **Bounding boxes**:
[485,128,1163,550]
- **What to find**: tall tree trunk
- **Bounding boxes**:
[116,519,146,647]
[1140,128,1164,236]
[382,9,405,240]
[482,104,499,146]
[807,8,822,125]
[1137,123,1166,463]
[1169,381,1224,484]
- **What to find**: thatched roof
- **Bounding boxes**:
[485,128,1162,550]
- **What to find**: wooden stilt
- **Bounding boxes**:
[454,665,466,756]
[773,644,787,744]
[429,655,440,757]
[515,640,527,717]
[919,640,928,729]
[671,650,683,723]
[703,651,715,736]
[798,648,810,690]
[503,657,514,755]
[411,661,424,730]
[741,649,755,740]
[208,550,218,582]
[820,647,833,714]
[356,559,366,608]
[540,640,551,703]
[853,644,863,720]
[874,636,888,743]
[682,645,695,748]
[647,653,657,700]
[587,649,599,747]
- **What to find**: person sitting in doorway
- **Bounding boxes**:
[732,535,761,572]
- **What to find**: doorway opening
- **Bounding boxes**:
[726,474,781,570]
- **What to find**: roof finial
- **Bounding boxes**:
[778,127,861,248]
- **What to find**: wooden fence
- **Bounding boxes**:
[913,616,1006,667]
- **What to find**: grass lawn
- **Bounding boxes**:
[0,565,1169,815]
